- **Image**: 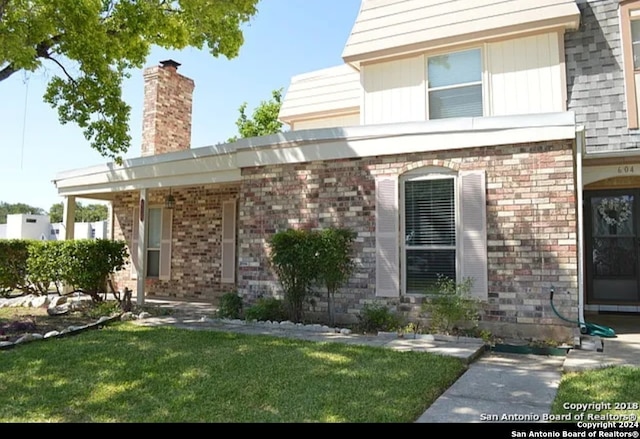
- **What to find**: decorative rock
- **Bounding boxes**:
[0,341,13,348]
[138,312,152,319]
[230,319,244,325]
[280,320,294,326]
[30,296,50,308]
[16,333,40,343]
[120,312,136,321]
[67,325,86,332]
[44,331,60,338]
[265,320,272,325]
[296,323,304,326]
[321,325,331,331]
[340,328,352,335]
[47,305,70,316]
[97,316,112,324]
[49,296,67,307]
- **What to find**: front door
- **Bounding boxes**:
[585,190,640,305]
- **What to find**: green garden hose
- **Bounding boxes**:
[549,287,616,338]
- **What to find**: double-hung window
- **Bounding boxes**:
[146,207,162,277]
[427,48,483,119]
[403,173,456,294]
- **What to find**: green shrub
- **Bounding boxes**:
[315,228,356,326]
[268,229,321,322]
[26,241,65,294]
[356,303,403,334]
[421,276,479,334]
[244,297,287,322]
[0,240,30,296]
[58,239,129,302]
[218,292,243,319]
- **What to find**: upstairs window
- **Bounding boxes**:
[620,1,640,129]
[632,20,640,69]
[427,48,483,119]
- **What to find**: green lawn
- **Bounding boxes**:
[0,323,466,423]
[551,366,640,421]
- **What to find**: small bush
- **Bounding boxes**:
[244,297,287,322]
[218,292,243,319]
[356,303,403,334]
[84,300,121,319]
[421,276,479,334]
[268,229,320,322]
[0,240,30,296]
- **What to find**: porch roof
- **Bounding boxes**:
[52,111,578,200]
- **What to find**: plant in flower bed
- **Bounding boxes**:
[0,324,467,422]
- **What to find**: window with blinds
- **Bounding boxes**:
[404,177,456,294]
[427,48,483,119]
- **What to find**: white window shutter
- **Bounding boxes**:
[131,207,139,280]
[221,200,236,284]
[375,176,400,297]
[459,170,488,300]
[159,208,172,281]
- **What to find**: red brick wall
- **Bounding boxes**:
[237,140,578,338]
[141,64,195,157]
[111,184,239,302]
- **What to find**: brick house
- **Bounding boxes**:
[52,0,640,339]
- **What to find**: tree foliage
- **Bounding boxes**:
[0,202,45,223]
[0,0,260,162]
[48,202,108,223]
[228,88,284,142]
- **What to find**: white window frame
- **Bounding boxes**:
[400,168,460,295]
[426,47,485,120]
[146,206,162,278]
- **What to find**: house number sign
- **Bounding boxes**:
[617,165,636,174]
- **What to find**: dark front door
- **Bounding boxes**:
[585,190,640,305]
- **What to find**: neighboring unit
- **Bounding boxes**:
[0,214,108,241]
[52,1,638,339]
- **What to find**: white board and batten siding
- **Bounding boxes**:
[374,171,487,299]
[487,32,565,116]
[362,55,426,125]
[279,64,361,129]
[360,32,566,124]
[342,0,580,66]
[292,113,361,131]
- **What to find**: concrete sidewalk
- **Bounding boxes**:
[416,352,565,423]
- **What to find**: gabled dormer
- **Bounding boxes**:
[280,0,581,129]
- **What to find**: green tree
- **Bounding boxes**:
[48,202,108,223]
[0,0,260,163]
[228,88,284,142]
[0,202,46,224]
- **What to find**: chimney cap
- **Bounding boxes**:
[160,59,181,70]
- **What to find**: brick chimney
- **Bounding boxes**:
[141,60,195,156]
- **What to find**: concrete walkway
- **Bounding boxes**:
[139,298,640,424]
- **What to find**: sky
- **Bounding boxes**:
[0,0,362,212]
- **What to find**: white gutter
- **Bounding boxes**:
[576,126,586,328]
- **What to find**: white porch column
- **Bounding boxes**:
[63,196,76,240]
[136,189,148,305]
[106,200,114,240]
